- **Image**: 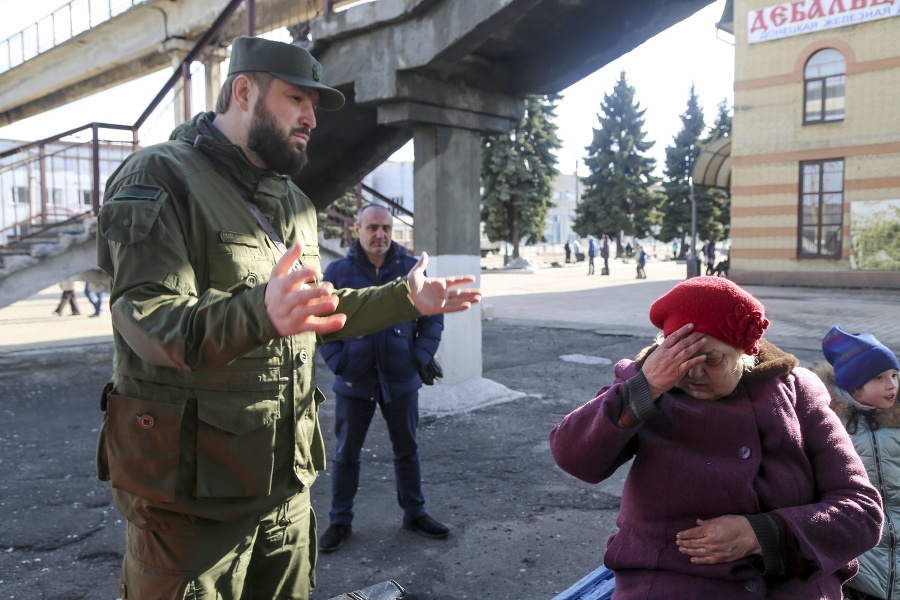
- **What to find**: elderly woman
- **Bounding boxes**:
[549,277,883,599]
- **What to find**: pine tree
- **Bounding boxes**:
[574,71,661,256]
[695,98,731,240]
[659,84,705,257]
[696,98,732,246]
[481,95,561,259]
[659,92,733,259]
[705,97,733,140]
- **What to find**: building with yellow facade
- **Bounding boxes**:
[719,0,900,288]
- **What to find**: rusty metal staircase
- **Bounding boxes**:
[0,0,362,308]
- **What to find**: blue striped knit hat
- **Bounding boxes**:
[822,325,900,392]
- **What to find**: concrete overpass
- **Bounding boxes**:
[1,0,716,206]
[0,0,715,384]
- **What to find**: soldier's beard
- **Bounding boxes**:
[247,100,309,178]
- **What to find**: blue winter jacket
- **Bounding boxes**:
[321,241,444,401]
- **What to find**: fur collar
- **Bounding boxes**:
[635,338,799,385]
[812,362,900,428]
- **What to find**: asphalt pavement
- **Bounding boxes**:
[1,256,898,599]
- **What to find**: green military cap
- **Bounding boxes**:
[228,36,345,110]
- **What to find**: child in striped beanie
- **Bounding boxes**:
[822,325,899,409]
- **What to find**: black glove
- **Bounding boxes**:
[418,358,443,385]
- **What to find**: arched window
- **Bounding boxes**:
[804,49,846,123]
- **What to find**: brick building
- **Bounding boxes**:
[717,0,900,288]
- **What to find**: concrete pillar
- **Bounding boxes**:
[413,125,482,383]
[170,53,187,124]
[203,53,224,112]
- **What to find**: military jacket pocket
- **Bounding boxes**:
[99,185,167,244]
[300,241,321,277]
[218,351,285,393]
[107,394,185,503]
[209,230,272,292]
[195,392,277,498]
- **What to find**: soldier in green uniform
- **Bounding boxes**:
[95,36,480,600]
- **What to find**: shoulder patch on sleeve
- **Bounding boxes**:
[110,184,166,202]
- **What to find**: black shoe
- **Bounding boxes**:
[403,515,450,539]
[319,524,351,553]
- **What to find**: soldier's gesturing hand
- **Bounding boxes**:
[406,252,482,315]
[265,243,347,337]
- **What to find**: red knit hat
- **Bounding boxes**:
[649,276,770,355]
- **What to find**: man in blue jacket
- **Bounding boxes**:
[600,235,610,275]
[587,236,597,275]
[318,204,448,552]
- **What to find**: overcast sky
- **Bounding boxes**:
[1,0,734,176]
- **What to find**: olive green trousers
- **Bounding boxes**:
[118,490,317,599]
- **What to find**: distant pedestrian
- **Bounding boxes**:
[564,240,572,264]
[672,240,679,260]
[635,244,647,279]
[84,282,103,317]
[53,279,80,316]
[587,237,597,275]
[704,237,716,275]
[600,235,610,274]
[572,239,582,262]
[625,243,633,259]
[713,249,731,278]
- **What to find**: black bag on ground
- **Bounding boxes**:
[328,579,417,600]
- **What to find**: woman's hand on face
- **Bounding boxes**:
[675,516,763,564]
[642,323,707,399]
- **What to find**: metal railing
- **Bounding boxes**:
[0,0,395,250]
[0,0,320,245]
[1,209,92,248]
[0,123,136,245]
[0,0,149,75]
[0,0,359,75]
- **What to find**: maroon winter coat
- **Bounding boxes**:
[550,341,882,599]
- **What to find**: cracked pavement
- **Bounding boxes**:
[0,321,639,600]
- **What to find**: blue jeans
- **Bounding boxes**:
[329,389,425,525]
[84,283,103,315]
